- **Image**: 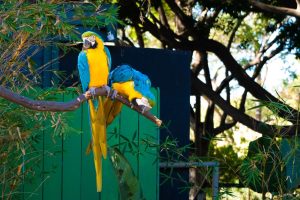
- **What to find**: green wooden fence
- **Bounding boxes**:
[22,88,160,200]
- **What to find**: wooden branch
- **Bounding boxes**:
[191,72,299,137]
[196,37,300,123]
[165,0,194,29]
[227,15,246,50]
[157,2,170,29]
[296,0,300,10]
[249,0,300,18]
[0,86,162,127]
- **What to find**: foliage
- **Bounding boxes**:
[110,147,144,200]
[0,0,119,89]
[209,136,244,183]
[110,0,300,198]
[0,1,118,199]
[239,136,300,197]
[239,136,284,194]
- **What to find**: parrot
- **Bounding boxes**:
[77,31,122,192]
[109,64,156,113]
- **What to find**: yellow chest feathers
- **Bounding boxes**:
[85,43,109,88]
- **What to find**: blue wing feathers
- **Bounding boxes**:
[78,51,90,92]
[109,64,134,83]
[109,64,155,104]
[133,70,155,102]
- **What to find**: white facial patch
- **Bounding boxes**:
[87,35,96,45]
[83,35,96,48]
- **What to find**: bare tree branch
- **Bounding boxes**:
[249,0,300,17]
[0,86,162,126]
[119,27,136,47]
[204,7,222,30]
[296,0,300,9]
[213,121,237,135]
[134,25,145,48]
[227,14,247,50]
[156,0,170,29]
[191,72,298,137]
[196,37,300,123]
[164,0,193,27]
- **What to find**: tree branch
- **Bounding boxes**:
[134,24,145,48]
[213,121,237,135]
[191,72,299,137]
[227,14,246,50]
[0,86,162,126]
[249,0,300,18]
[296,0,300,9]
[164,0,194,29]
[196,38,300,123]
[156,0,170,29]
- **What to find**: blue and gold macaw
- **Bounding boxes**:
[109,64,156,112]
[77,31,122,192]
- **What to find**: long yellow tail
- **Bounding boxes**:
[88,97,107,192]
[87,96,123,192]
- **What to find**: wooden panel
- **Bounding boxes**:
[80,101,99,200]
[119,105,139,175]
[139,88,160,200]
[101,113,121,200]
[22,88,160,200]
[43,93,62,200]
[23,128,44,200]
[62,91,82,200]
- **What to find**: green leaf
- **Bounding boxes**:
[109,147,144,200]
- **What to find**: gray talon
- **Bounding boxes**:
[103,85,111,97]
[89,87,96,99]
[110,90,118,100]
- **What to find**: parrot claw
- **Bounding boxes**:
[109,90,118,100]
[102,85,118,100]
[102,85,111,97]
[89,87,97,99]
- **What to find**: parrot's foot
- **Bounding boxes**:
[134,97,152,113]
[89,87,97,99]
[102,85,111,97]
[102,85,118,100]
[109,90,118,100]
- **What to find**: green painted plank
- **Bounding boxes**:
[43,93,63,200]
[62,92,82,200]
[80,102,99,200]
[23,88,159,200]
[42,133,62,200]
[23,129,44,200]
[119,105,139,175]
[22,89,44,200]
[101,114,121,200]
[139,88,160,200]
